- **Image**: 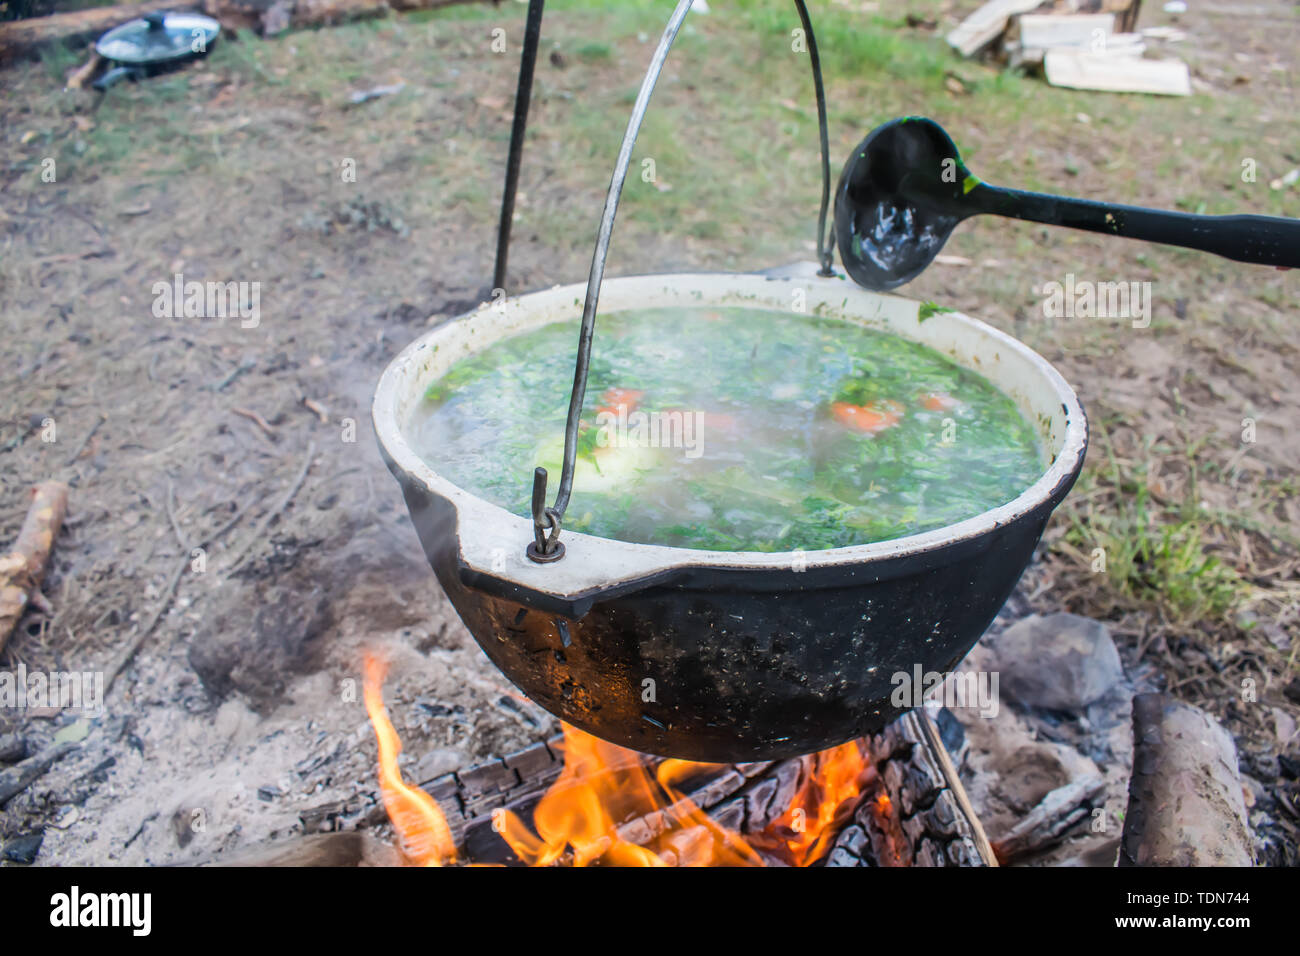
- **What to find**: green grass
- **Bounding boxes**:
[575,42,612,62]
[1058,418,1250,627]
[38,41,80,83]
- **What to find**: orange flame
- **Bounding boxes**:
[497,724,765,867]
[758,741,871,866]
[364,658,871,867]
[362,653,457,866]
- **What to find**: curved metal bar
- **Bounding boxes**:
[527,0,697,559]
[493,0,547,294]
[794,0,836,276]
[527,0,836,560]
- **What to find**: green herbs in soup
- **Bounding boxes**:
[410,306,1043,551]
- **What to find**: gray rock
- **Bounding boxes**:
[3,831,44,864]
[988,613,1123,711]
[0,733,27,764]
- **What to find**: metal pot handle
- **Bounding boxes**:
[527,0,836,563]
[93,64,145,91]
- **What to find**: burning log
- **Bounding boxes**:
[420,732,772,867]
[837,710,996,867]
[361,652,994,867]
[407,713,992,867]
[1119,694,1254,867]
[0,481,68,656]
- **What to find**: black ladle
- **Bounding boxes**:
[835,116,1300,291]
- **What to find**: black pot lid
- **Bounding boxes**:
[96,11,221,65]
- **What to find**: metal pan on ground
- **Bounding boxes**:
[92,11,220,91]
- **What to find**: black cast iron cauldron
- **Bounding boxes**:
[373,272,1088,762]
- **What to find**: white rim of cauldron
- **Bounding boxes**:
[373,273,1088,600]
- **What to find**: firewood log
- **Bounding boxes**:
[1119,694,1254,866]
[0,481,68,655]
[0,0,500,63]
[0,3,182,63]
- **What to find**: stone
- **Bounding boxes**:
[989,613,1123,711]
[3,831,44,864]
[0,733,26,764]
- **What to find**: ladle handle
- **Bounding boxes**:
[972,184,1300,269]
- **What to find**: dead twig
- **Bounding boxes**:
[302,397,329,423]
[232,407,277,439]
[64,413,107,465]
[0,741,77,808]
[914,710,999,867]
[65,51,104,90]
[165,479,188,553]
[207,360,255,392]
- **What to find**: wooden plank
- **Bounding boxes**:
[1018,32,1145,65]
[1044,50,1191,95]
[1017,12,1115,49]
[946,0,1046,57]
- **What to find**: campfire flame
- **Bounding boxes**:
[497,727,765,867]
[755,740,871,867]
[364,654,870,867]
[362,654,457,866]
